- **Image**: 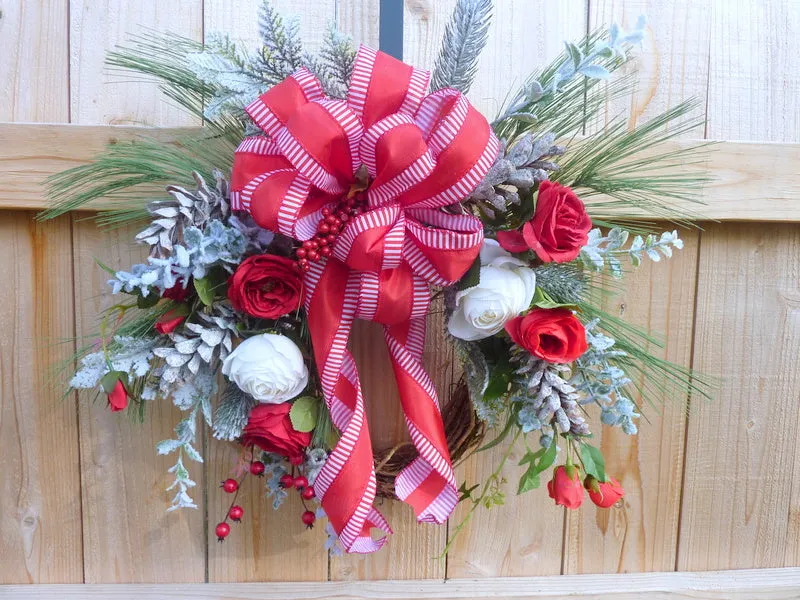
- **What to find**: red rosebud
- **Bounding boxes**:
[107,380,129,412]
[155,313,185,335]
[505,181,591,263]
[241,403,311,464]
[162,280,193,302]
[547,465,584,509]
[496,230,529,253]
[586,476,625,508]
[228,255,303,320]
[505,308,588,363]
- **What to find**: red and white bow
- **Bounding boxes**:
[231,45,499,553]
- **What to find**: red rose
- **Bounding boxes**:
[241,403,311,463]
[547,465,584,509]
[497,181,591,262]
[505,308,588,363]
[154,312,185,335]
[228,255,303,319]
[108,380,129,412]
[586,476,625,508]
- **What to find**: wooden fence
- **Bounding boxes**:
[1,0,799,596]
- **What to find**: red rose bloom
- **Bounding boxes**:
[241,403,311,463]
[505,308,588,363]
[587,476,625,508]
[163,280,193,302]
[547,465,584,509]
[497,181,591,262]
[228,255,303,319]
[108,380,129,412]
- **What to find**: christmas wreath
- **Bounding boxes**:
[46,1,712,554]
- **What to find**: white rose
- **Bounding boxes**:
[447,239,536,341]
[222,333,309,404]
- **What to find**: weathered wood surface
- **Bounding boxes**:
[2,568,800,600]
[1,0,799,589]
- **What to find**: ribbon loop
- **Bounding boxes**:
[231,45,499,554]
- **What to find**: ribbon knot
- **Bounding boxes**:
[231,45,499,553]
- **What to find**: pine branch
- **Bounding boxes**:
[253,1,305,84]
[430,0,493,94]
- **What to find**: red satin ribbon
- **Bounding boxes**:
[231,45,499,553]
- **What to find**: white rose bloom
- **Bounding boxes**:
[222,333,309,404]
[447,239,536,341]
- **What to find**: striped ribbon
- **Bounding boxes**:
[230,45,500,553]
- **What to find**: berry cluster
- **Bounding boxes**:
[294,193,367,272]
[214,456,318,541]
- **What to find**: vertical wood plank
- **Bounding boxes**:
[0,0,82,585]
[401,0,587,578]
[563,0,711,574]
[69,0,206,583]
[678,0,800,571]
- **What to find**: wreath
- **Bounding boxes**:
[47,1,712,555]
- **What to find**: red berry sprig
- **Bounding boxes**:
[250,461,266,476]
[221,478,239,493]
[295,195,367,272]
[301,510,316,529]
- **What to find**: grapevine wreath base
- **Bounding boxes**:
[49,1,713,555]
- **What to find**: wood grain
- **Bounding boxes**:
[3,568,800,599]
[0,0,82,585]
[677,0,800,571]
[68,0,206,583]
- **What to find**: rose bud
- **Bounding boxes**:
[585,475,625,508]
[505,308,588,363]
[162,280,193,302]
[241,403,311,465]
[547,465,584,509]
[107,380,129,412]
[154,312,185,335]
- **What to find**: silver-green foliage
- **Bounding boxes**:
[580,228,683,277]
[430,0,493,94]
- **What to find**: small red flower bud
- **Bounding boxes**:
[107,379,129,412]
[587,477,625,508]
[221,478,239,494]
[154,313,185,335]
[250,461,266,476]
[547,465,584,509]
[228,505,244,522]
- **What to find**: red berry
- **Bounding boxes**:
[322,207,331,217]
[307,250,319,261]
[280,474,295,489]
[221,479,239,493]
[301,263,311,272]
[294,475,309,489]
[318,223,330,234]
[298,258,309,268]
[325,215,337,226]
[320,246,332,257]
[302,240,314,249]
[250,461,265,476]
[339,212,350,222]
[302,486,316,500]
[301,510,316,528]
[215,522,231,541]
[296,248,307,259]
[317,236,329,246]
[229,505,244,522]
[289,454,304,466]
[309,240,319,250]
[326,234,338,244]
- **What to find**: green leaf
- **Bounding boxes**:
[289,396,320,433]
[194,268,227,306]
[457,256,481,291]
[517,441,557,494]
[580,443,607,482]
[531,287,579,310]
[484,370,510,400]
[99,370,124,394]
[458,481,480,503]
[478,407,516,452]
[565,41,583,69]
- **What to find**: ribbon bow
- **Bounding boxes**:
[231,45,499,553]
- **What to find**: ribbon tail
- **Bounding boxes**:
[305,260,391,553]
[385,315,458,524]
